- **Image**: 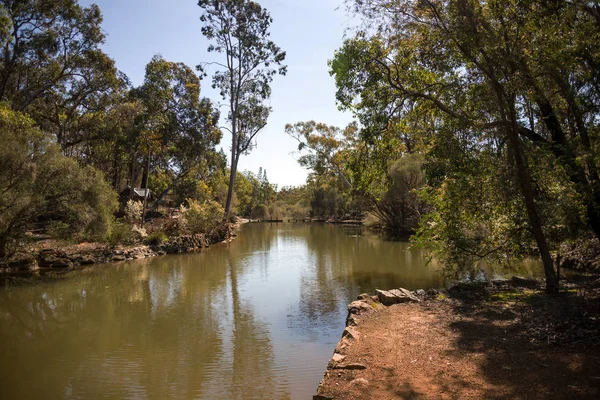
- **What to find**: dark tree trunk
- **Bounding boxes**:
[506,101,559,295]
[0,235,7,259]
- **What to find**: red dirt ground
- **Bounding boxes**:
[315,296,600,400]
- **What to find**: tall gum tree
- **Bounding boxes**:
[197,0,286,220]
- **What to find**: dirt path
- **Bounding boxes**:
[315,294,600,399]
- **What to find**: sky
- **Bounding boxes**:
[79,0,355,188]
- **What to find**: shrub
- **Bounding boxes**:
[0,106,118,256]
[250,204,269,219]
[108,220,134,247]
[146,231,168,245]
[48,221,72,241]
[124,200,144,225]
[180,199,224,234]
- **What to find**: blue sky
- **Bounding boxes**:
[79,0,354,188]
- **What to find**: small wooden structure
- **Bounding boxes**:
[118,187,153,204]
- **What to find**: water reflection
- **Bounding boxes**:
[0,223,444,399]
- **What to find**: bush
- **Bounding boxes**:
[180,199,224,234]
[108,220,134,247]
[48,221,72,241]
[0,106,118,256]
[250,204,269,219]
[124,200,144,225]
[146,231,168,245]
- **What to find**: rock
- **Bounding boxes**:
[334,338,351,354]
[347,300,372,315]
[334,363,367,370]
[79,257,95,265]
[50,258,73,268]
[414,289,427,297]
[350,378,369,387]
[426,288,439,296]
[7,258,38,272]
[342,327,359,340]
[357,293,371,301]
[328,353,346,368]
[346,315,359,327]
[510,276,539,289]
[389,288,420,302]
[376,288,420,306]
[111,255,126,262]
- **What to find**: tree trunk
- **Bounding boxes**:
[149,171,188,213]
[224,150,239,222]
[141,149,151,226]
[506,102,559,295]
[0,234,7,259]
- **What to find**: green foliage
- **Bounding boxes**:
[198,0,287,219]
[180,199,224,234]
[47,221,72,242]
[331,0,600,292]
[375,154,426,232]
[251,204,269,220]
[145,231,168,246]
[108,220,135,247]
[0,106,118,257]
[234,168,277,218]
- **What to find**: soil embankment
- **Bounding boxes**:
[315,281,600,400]
[1,221,244,278]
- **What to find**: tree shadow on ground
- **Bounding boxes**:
[446,286,600,399]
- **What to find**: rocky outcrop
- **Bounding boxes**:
[1,231,231,276]
[376,288,420,305]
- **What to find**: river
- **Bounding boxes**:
[0,223,447,399]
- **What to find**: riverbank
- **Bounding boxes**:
[315,278,600,399]
[0,220,247,278]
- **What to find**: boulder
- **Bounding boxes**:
[356,293,371,301]
[50,258,73,268]
[328,353,346,369]
[376,288,420,306]
[510,276,540,289]
[347,300,372,315]
[342,327,359,340]
[79,257,95,265]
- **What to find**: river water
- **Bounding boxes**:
[0,223,447,399]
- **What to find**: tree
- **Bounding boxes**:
[286,121,356,190]
[134,55,222,212]
[331,0,600,294]
[0,0,122,145]
[0,105,117,258]
[198,0,286,220]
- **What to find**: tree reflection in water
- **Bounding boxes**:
[0,223,445,399]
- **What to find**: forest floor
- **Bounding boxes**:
[315,278,600,400]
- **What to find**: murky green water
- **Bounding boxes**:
[0,223,447,399]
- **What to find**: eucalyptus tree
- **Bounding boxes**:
[197,0,286,220]
[134,55,222,212]
[331,0,600,293]
[0,0,122,150]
